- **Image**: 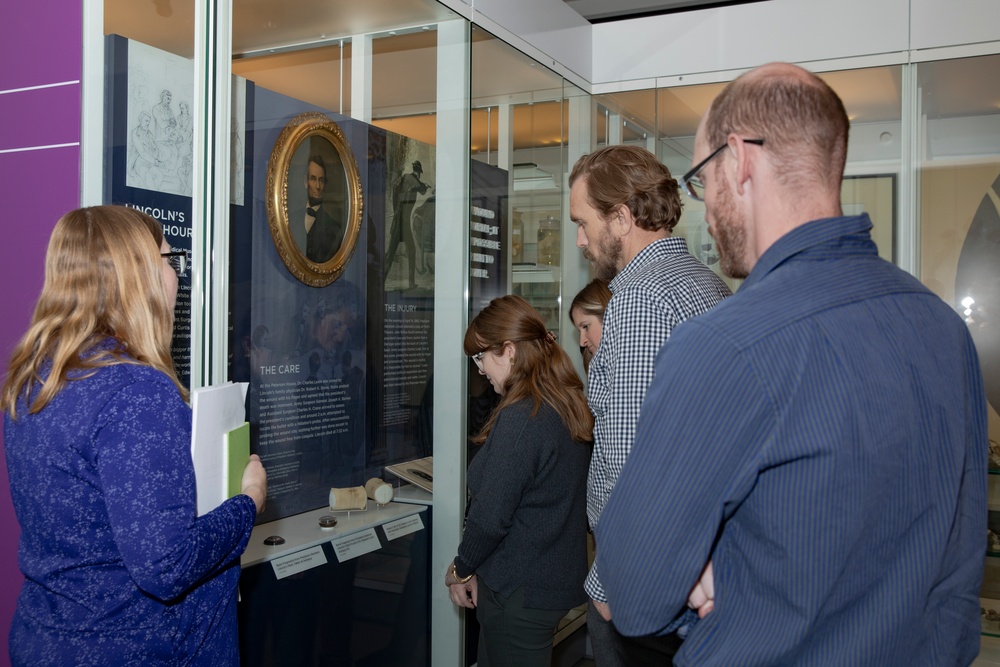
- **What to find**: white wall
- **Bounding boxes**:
[590,0,1000,91]
[911,0,1000,52]
[591,0,910,87]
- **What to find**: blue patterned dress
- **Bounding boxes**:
[4,346,257,666]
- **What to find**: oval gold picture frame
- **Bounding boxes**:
[266,111,363,287]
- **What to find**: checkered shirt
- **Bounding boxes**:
[584,236,731,602]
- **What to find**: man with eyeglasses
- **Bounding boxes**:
[598,62,986,666]
[568,145,731,665]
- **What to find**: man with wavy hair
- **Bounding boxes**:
[569,144,731,665]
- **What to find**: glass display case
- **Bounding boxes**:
[93,0,1000,663]
[987,476,1000,637]
[470,29,589,341]
[913,54,1000,647]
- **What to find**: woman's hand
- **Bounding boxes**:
[241,454,267,515]
[445,561,478,609]
[448,575,478,609]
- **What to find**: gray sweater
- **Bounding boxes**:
[455,399,591,611]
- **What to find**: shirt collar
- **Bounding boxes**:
[610,236,690,293]
[742,214,875,289]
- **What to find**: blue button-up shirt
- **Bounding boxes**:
[599,214,987,666]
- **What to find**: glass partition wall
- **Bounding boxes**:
[915,54,1000,645]
[468,29,592,383]
[471,29,570,346]
[595,67,903,295]
[101,1,475,664]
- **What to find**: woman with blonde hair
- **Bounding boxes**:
[1,206,266,666]
[569,278,612,372]
[445,294,592,667]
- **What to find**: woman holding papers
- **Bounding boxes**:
[1,206,266,666]
[445,295,592,667]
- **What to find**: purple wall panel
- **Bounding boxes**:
[0,0,83,663]
[0,85,82,150]
[0,147,80,642]
[0,3,83,90]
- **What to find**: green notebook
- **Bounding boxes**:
[226,422,250,498]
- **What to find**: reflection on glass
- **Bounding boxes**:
[104,1,197,383]
[227,3,458,666]
[915,54,1000,640]
[918,55,1000,421]
[471,28,569,336]
[591,67,905,293]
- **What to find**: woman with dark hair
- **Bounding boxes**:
[569,278,612,373]
[1,206,266,666]
[445,295,592,667]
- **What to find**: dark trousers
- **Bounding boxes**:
[614,627,684,665]
[587,600,625,667]
[587,600,683,666]
[476,583,568,667]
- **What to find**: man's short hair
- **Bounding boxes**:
[569,145,682,233]
[705,65,849,191]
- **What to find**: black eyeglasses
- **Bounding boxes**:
[680,138,765,202]
[161,251,188,276]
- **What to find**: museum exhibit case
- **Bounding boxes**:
[81,0,999,662]
[97,0,590,664]
[913,53,1000,645]
[469,27,591,376]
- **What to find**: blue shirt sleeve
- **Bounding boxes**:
[95,378,256,601]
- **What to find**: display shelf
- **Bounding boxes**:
[392,482,433,506]
[242,502,426,568]
[976,633,1000,666]
[513,262,557,284]
[989,476,1000,512]
[984,598,1000,638]
[986,433,1000,641]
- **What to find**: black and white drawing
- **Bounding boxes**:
[126,41,246,204]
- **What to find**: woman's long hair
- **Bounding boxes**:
[569,278,612,372]
[1,206,185,418]
[465,295,592,444]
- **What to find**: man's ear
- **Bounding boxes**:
[610,203,633,235]
[728,134,752,196]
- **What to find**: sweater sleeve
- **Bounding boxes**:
[454,403,550,577]
[95,377,256,602]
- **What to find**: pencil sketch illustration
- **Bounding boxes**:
[230,77,246,206]
[125,40,246,204]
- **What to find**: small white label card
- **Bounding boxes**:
[271,545,328,580]
[331,528,381,562]
[383,514,424,541]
